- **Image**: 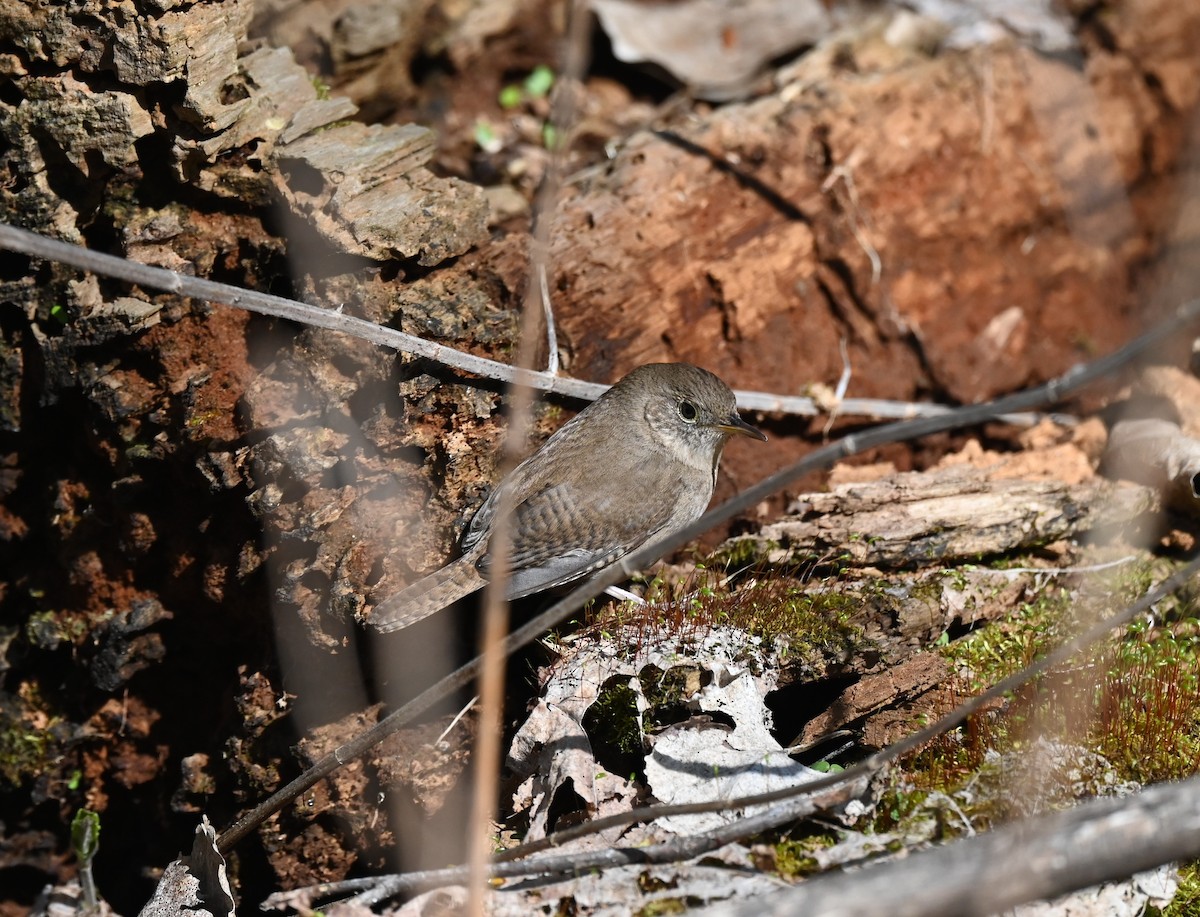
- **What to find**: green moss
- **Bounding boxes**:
[899,556,1200,841]
[0,723,52,786]
[581,678,643,777]
[725,579,865,658]
[1109,557,1198,621]
[0,688,60,786]
[771,833,838,879]
[186,409,222,429]
[610,560,870,666]
[872,774,933,834]
[639,664,702,734]
[1161,861,1200,916]
[1094,618,1200,783]
[941,587,1073,692]
[25,610,93,650]
[930,553,1200,777]
[124,442,155,461]
[705,537,761,572]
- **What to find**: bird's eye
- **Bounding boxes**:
[677,400,698,423]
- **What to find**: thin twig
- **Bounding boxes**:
[833,337,852,403]
[264,780,862,907]
[464,422,517,917]
[822,160,882,286]
[960,555,1140,578]
[434,696,478,747]
[0,221,1063,425]
[603,584,646,604]
[536,260,559,376]
[465,9,594,908]
[822,337,853,437]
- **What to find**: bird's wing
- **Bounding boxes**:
[482,478,683,598]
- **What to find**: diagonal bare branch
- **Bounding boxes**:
[695,774,1200,917]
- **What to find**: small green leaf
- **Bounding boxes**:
[523,64,555,98]
[811,761,844,774]
[473,120,501,153]
[498,84,523,109]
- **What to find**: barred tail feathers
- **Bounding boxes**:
[368,553,487,633]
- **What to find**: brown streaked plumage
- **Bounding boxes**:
[368,363,765,633]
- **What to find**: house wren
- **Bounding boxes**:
[368,362,766,633]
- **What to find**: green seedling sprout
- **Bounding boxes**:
[498,64,556,111]
[523,64,555,98]
[71,808,100,910]
[498,84,523,109]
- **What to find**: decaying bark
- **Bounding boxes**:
[724,467,1156,568]
[546,4,1200,414]
[794,652,951,748]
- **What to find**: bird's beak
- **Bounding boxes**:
[716,414,767,441]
